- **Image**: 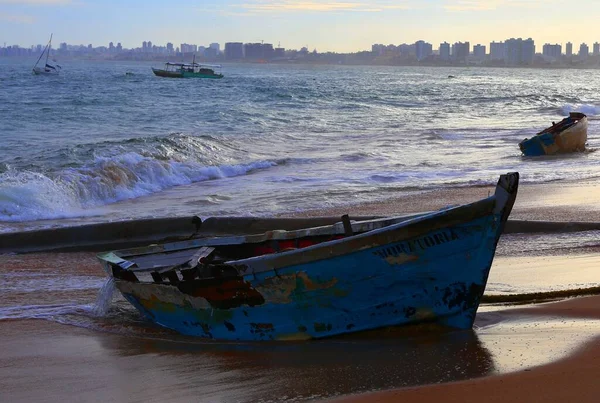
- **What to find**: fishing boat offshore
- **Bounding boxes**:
[152,61,223,79]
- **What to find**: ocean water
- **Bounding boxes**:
[2,59,600,232]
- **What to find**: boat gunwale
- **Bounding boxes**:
[100,196,496,275]
[231,196,497,275]
[97,213,431,268]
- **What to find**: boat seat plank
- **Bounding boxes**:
[128,246,216,272]
[127,249,202,271]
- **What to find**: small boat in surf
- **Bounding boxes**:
[97,173,519,341]
[32,34,61,75]
[519,112,588,156]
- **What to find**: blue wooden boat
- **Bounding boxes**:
[98,173,519,341]
[519,112,587,156]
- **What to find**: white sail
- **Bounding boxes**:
[33,34,61,75]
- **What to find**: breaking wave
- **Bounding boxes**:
[0,152,277,222]
[560,104,600,116]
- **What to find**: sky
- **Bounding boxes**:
[1,0,600,52]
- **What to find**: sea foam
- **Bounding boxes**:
[560,104,600,116]
[0,153,277,222]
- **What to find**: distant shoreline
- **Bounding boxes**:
[2,55,600,70]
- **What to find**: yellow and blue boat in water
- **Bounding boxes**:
[97,173,519,341]
[519,112,587,156]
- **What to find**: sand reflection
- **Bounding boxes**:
[94,326,495,402]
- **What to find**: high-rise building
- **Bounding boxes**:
[204,46,218,58]
[504,38,535,65]
[542,43,562,60]
[274,47,285,58]
[579,43,589,58]
[263,43,274,59]
[415,40,433,61]
[473,44,486,60]
[116,42,122,52]
[209,43,220,54]
[225,42,244,59]
[489,41,505,61]
[594,42,600,56]
[241,43,276,59]
[372,44,385,55]
[398,43,415,57]
[521,38,535,64]
[452,42,470,62]
[180,43,197,53]
[439,42,450,61]
[385,44,399,55]
[244,43,264,59]
[566,42,573,57]
[167,43,174,54]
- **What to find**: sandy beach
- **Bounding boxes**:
[336,296,600,403]
[290,178,600,223]
[2,180,600,402]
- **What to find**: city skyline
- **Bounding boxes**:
[6,35,600,70]
[2,0,600,53]
[4,36,600,56]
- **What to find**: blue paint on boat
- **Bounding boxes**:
[519,133,553,156]
[108,172,518,341]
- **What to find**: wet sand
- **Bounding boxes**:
[2,180,600,402]
[335,296,600,403]
[290,179,600,222]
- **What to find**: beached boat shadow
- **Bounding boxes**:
[95,324,495,402]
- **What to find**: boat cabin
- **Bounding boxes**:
[163,62,221,75]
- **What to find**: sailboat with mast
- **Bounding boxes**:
[32,34,61,75]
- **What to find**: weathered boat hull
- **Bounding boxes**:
[519,112,587,156]
[103,173,519,341]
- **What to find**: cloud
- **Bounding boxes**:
[444,0,545,11]
[232,1,412,14]
[0,0,73,4]
[0,13,35,23]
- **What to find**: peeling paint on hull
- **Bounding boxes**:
[117,214,504,341]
